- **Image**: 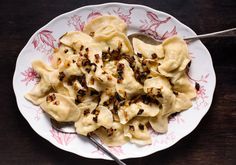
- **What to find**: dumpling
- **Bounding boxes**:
[103,32,133,55]
[94,122,129,146]
[133,38,164,59]
[58,55,83,78]
[25,60,55,105]
[124,117,151,145]
[59,31,93,48]
[170,72,197,99]
[144,75,172,94]
[75,105,113,136]
[158,36,190,77]
[149,92,192,133]
[118,102,160,124]
[40,93,81,122]
[83,15,127,37]
[93,32,133,56]
[174,93,193,112]
[149,110,168,133]
[51,45,73,69]
[116,59,143,99]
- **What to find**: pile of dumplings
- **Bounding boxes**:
[25,15,196,146]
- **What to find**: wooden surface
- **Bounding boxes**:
[1,0,236,164]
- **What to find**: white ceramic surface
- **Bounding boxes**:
[13,3,216,160]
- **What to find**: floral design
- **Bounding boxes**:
[151,131,176,147]
[169,113,185,124]
[108,146,124,156]
[67,15,85,31]
[109,7,134,25]
[91,138,124,156]
[139,11,171,40]
[187,72,210,110]
[50,127,76,145]
[22,105,43,121]
[91,146,105,156]
[32,30,56,56]
[87,11,102,21]
[21,67,40,85]
[194,85,209,109]
[34,108,43,121]
[160,26,177,40]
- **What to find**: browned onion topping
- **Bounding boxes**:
[46,93,56,103]
[58,72,65,81]
[137,109,144,115]
[138,123,145,130]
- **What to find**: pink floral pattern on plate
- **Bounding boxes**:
[32,30,56,56]
[139,11,172,40]
[187,72,210,110]
[67,15,85,31]
[50,127,76,145]
[21,67,40,85]
[91,145,124,156]
[150,129,176,147]
[169,113,185,124]
[87,11,103,21]
[23,105,43,121]
[108,7,134,25]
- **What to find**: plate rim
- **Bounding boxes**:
[12,2,216,160]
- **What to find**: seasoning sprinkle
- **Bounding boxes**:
[107,128,114,137]
[53,100,60,105]
[90,89,99,96]
[151,53,157,59]
[57,58,61,65]
[138,123,145,130]
[89,32,95,37]
[64,49,68,53]
[46,93,56,103]
[137,109,144,115]
[80,45,84,51]
[129,125,135,131]
[195,82,200,91]
[94,54,100,63]
[137,53,142,58]
[90,63,97,72]
[82,58,91,66]
[93,116,98,123]
[83,109,90,116]
[117,63,125,83]
[187,60,191,68]
[173,91,178,95]
[58,72,65,81]
[77,89,86,96]
[91,109,100,116]
[67,75,77,86]
[75,98,81,105]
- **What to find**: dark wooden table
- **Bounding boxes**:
[1,0,236,164]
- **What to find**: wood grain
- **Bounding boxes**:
[0,0,235,164]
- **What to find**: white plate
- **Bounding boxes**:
[13,2,216,160]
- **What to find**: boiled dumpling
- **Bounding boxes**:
[94,122,129,146]
[116,59,143,99]
[25,60,55,105]
[83,15,127,37]
[124,117,151,145]
[40,93,81,122]
[158,36,190,77]
[133,38,164,59]
[75,105,113,136]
